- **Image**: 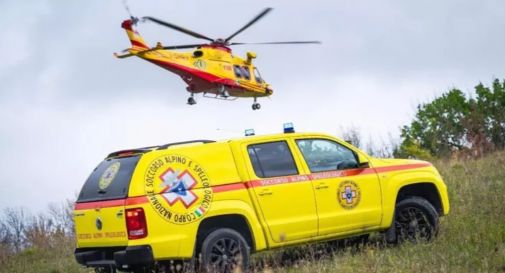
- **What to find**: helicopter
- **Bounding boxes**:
[114,8,320,110]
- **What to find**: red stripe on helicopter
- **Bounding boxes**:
[132,40,149,49]
[150,59,239,87]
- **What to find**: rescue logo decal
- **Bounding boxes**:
[337,180,361,209]
[98,162,120,190]
[144,155,212,224]
[193,59,207,70]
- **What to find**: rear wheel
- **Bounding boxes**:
[385,196,439,244]
[199,228,250,273]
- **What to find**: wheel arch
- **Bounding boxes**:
[381,173,446,229]
[195,214,256,254]
[395,182,443,214]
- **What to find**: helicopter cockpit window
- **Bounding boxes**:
[241,66,251,80]
[233,65,242,78]
[253,67,263,83]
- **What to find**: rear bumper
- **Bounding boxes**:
[75,245,154,269]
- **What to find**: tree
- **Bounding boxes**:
[474,79,505,150]
[2,208,29,253]
[399,89,470,157]
[397,79,505,158]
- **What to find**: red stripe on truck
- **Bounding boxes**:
[74,163,431,210]
[74,196,148,210]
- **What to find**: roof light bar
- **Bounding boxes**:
[283,122,295,133]
[245,129,255,136]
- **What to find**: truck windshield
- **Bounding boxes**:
[76,155,141,203]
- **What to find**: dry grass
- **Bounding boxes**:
[1,152,504,273]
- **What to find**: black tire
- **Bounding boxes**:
[199,228,250,273]
[385,196,439,244]
[94,267,115,273]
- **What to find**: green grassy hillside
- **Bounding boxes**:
[254,152,505,273]
[1,153,504,273]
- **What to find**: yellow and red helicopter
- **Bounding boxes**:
[114,8,320,110]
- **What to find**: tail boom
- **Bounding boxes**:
[121,19,149,50]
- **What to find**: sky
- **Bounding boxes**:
[0,0,504,212]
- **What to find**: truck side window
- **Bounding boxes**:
[248,141,298,178]
[296,139,358,172]
[234,65,242,78]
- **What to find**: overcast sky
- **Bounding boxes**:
[1,0,504,212]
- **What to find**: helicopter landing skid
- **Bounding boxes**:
[202,92,239,101]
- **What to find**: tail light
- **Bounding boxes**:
[125,208,148,240]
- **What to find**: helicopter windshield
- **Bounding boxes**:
[253,67,263,83]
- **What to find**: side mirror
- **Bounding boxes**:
[357,153,370,168]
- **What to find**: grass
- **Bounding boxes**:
[1,152,504,273]
[0,236,88,273]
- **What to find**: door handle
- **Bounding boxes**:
[315,184,329,190]
[258,189,273,196]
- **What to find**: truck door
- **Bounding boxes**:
[294,138,382,235]
[245,140,318,243]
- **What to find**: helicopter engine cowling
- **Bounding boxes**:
[246,51,257,64]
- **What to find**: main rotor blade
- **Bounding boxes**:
[136,44,204,54]
[230,41,322,45]
[161,44,205,50]
[224,7,273,43]
[143,16,214,42]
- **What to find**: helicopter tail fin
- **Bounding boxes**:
[121,19,150,50]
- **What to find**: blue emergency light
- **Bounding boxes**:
[283,122,295,133]
[245,129,255,136]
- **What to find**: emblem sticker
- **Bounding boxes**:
[337,180,361,209]
[98,162,120,190]
[144,155,212,224]
[193,59,207,70]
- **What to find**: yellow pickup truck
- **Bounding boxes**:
[74,130,449,273]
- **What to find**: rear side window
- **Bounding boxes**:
[77,155,141,203]
[248,141,298,178]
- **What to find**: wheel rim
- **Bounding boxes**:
[395,206,433,241]
[208,237,243,273]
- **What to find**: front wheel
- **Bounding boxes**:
[385,196,439,244]
[199,228,250,273]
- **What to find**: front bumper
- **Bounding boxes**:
[75,245,154,269]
